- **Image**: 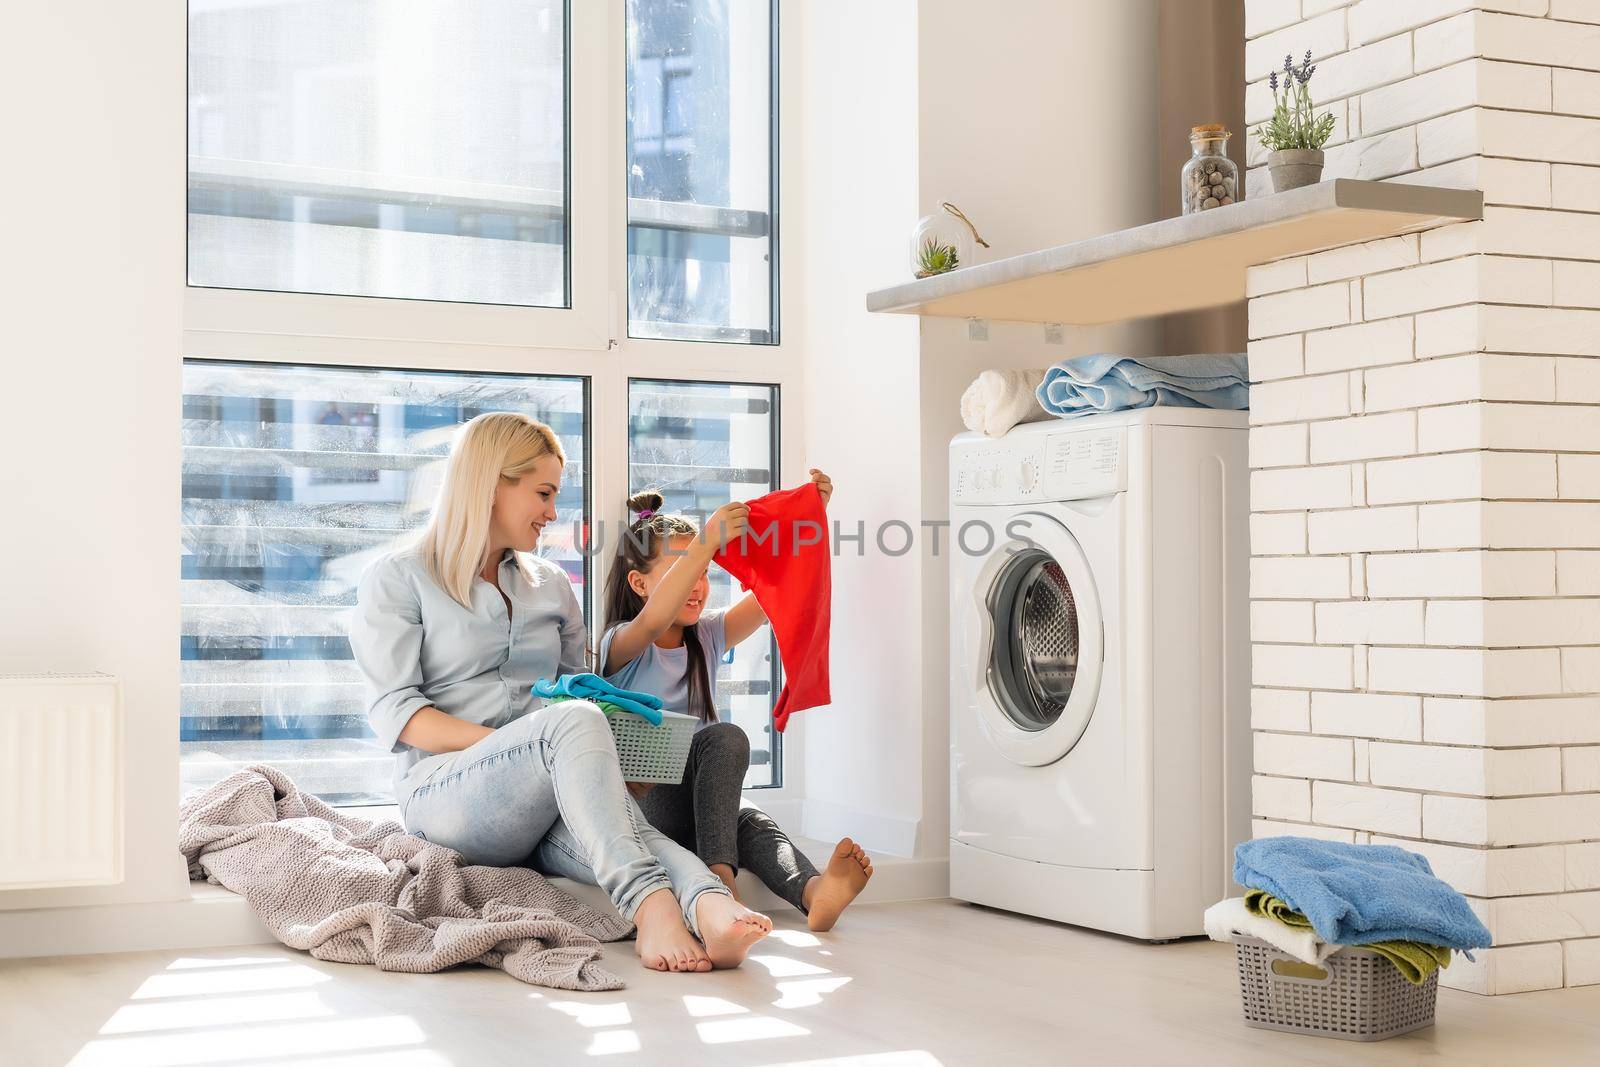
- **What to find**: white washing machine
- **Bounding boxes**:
[949,407,1251,940]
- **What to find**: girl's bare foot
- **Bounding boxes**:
[709,862,742,902]
[803,838,873,932]
[633,888,711,973]
[695,890,771,968]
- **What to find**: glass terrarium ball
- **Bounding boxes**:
[910,211,975,278]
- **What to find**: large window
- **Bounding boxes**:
[183,2,791,805]
[628,379,781,787]
[180,361,589,805]
[626,0,778,343]
[187,0,570,307]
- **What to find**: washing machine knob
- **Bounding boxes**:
[1020,458,1038,492]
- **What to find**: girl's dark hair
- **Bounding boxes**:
[600,489,716,723]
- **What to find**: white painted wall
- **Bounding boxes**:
[797,0,1167,858]
[793,0,927,854]
[0,6,189,911]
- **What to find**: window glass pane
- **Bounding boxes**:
[626,1,777,343]
[627,380,781,787]
[181,361,588,805]
[188,0,568,308]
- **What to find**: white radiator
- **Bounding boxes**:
[0,673,123,889]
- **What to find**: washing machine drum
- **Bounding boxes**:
[973,515,1105,767]
[990,553,1081,728]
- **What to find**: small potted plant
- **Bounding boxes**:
[1256,51,1336,192]
[915,234,961,278]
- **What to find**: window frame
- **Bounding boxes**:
[182,1,805,806]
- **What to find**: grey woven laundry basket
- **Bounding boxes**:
[1233,936,1439,1042]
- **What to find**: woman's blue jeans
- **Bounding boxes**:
[399,700,728,936]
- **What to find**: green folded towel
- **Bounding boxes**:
[543,693,635,718]
[1361,939,1454,985]
[1243,888,1451,985]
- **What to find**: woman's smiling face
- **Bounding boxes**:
[490,454,564,554]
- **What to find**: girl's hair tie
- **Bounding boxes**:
[636,508,655,519]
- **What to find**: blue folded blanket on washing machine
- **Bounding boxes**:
[1036,353,1248,419]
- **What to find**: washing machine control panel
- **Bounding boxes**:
[953,427,1126,503]
[1043,428,1127,499]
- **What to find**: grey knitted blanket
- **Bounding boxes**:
[177,764,633,991]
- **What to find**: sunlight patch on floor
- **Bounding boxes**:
[585,1029,642,1055]
[130,962,330,1000]
[749,954,832,978]
[100,991,334,1034]
[72,1015,427,1066]
[547,1000,632,1027]
[683,994,749,1017]
[767,929,822,948]
[696,1014,810,1044]
[773,976,853,1009]
[760,1053,944,1067]
[165,956,293,971]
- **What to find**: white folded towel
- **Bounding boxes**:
[959,368,1049,438]
[1203,896,1339,966]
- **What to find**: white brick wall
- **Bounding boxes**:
[1246,0,1600,994]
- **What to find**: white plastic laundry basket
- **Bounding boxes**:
[608,708,698,784]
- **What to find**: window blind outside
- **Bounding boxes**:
[179,360,588,805]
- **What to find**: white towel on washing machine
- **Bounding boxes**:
[960,368,1050,438]
[1203,895,1339,966]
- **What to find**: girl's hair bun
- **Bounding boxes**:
[627,489,665,517]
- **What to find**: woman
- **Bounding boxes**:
[349,411,770,972]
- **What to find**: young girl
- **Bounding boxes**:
[598,472,873,932]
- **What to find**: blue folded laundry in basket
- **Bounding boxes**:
[1036,353,1248,419]
[533,673,664,725]
[533,674,695,784]
[1234,837,1493,953]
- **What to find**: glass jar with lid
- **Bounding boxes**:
[1181,124,1237,215]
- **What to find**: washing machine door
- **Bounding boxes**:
[968,512,1105,767]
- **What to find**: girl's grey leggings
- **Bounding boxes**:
[638,721,821,912]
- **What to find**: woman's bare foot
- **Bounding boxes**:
[695,890,771,968]
[633,888,711,973]
[709,862,742,902]
[803,837,874,932]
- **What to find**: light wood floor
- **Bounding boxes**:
[3,899,1599,1067]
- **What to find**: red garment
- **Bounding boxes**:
[713,482,832,731]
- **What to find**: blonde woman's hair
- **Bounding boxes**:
[416,411,565,607]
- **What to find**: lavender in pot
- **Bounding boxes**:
[1257,51,1336,193]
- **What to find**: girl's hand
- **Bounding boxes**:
[704,501,749,550]
[809,468,833,508]
[626,781,654,798]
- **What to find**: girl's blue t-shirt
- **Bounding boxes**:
[598,609,728,725]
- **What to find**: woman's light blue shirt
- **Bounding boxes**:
[349,548,587,800]
[598,610,728,725]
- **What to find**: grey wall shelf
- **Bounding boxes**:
[865,179,1483,326]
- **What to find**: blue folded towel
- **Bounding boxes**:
[532,674,665,726]
[1036,353,1248,419]
[1234,837,1492,952]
